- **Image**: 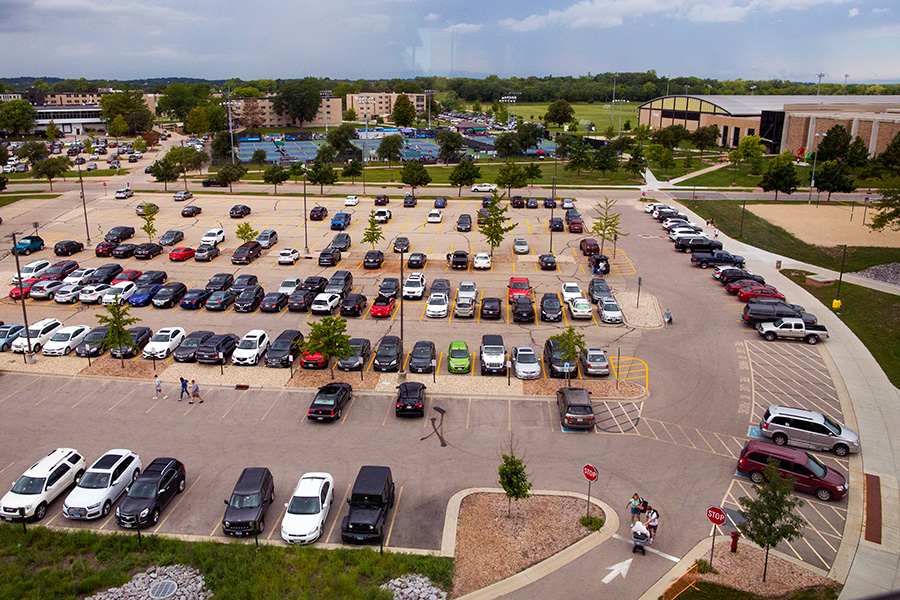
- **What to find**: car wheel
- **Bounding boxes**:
[33,502,47,521]
[32,343,41,353]
[39,243,44,250]
[48,293,54,300]
[74,469,84,484]
[764,332,776,342]
[699,261,708,268]
[151,508,160,524]
[257,517,265,533]
[336,408,342,419]
[102,500,112,517]
[1,343,9,352]
[816,488,833,502]
[132,468,140,481]
[178,477,186,493]
[23,248,30,255]
[805,335,819,345]
[64,346,70,355]
[749,471,764,484]
[833,444,850,457]
[773,433,788,446]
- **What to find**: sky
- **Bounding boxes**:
[1,0,899,83]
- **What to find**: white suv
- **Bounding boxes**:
[10,318,63,353]
[63,450,141,520]
[201,228,226,246]
[232,330,270,366]
[142,327,186,359]
[13,259,51,285]
[403,273,427,299]
[1,448,86,521]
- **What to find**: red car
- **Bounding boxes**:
[507,277,532,303]
[568,218,584,233]
[9,278,40,299]
[301,350,328,369]
[370,296,396,318]
[579,238,599,255]
[737,286,786,302]
[112,269,143,284]
[95,241,119,256]
[309,206,328,221]
[725,280,776,295]
[169,247,195,262]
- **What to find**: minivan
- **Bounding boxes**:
[557,387,595,429]
[325,271,353,298]
[759,405,860,456]
[256,230,278,249]
[340,466,395,543]
[222,467,275,536]
[232,241,262,265]
[737,440,847,501]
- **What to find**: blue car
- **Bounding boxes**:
[434,197,447,208]
[0,324,26,352]
[331,213,351,230]
[128,283,162,307]
[13,236,44,256]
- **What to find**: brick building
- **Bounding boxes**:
[345,93,427,121]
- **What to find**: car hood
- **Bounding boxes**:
[117,495,154,516]
[1,491,35,510]
[822,468,846,488]
[143,341,171,353]
[64,485,105,507]
[516,362,541,375]
[282,511,322,537]
[347,505,382,526]
[223,505,263,523]
[409,356,432,367]
[338,356,363,368]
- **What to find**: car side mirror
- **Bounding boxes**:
[284,502,289,509]
[347,498,351,505]
[223,499,229,505]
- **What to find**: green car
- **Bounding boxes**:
[448,341,471,374]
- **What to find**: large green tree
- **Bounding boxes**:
[479,192,517,257]
[273,78,322,127]
[307,159,337,193]
[17,141,49,165]
[44,121,60,142]
[400,160,431,196]
[869,176,900,231]
[149,158,180,191]
[210,130,235,159]
[99,88,152,134]
[516,122,542,152]
[235,222,259,243]
[0,175,7,193]
[263,164,289,194]
[815,160,856,200]
[249,149,267,171]
[217,162,247,192]
[493,133,520,160]
[523,163,542,185]
[435,131,464,163]
[0,100,38,136]
[845,136,870,170]
[760,153,801,200]
[184,106,210,135]
[341,159,363,183]
[625,147,648,180]
[297,316,351,379]
[691,125,721,158]
[593,145,619,176]
[32,157,71,191]
[449,159,481,196]
[739,134,767,175]
[817,124,852,163]
[391,94,417,127]
[877,131,900,174]
[495,162,526,197]
[376,134,404,177]
[544,99,575,128]
[327,123,358,161]
[565,144,593,175]
[164,145,209,174]
[157,82,211,121]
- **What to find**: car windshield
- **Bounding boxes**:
[412,346,431,358]
[551,348,563,360]
[238,339,258,349]
[84,331,105,342]
[50,332,72,342]
[544,297,560,308]
[287,495,320,515]
[374,297,391,306]
[208,292,228,301]
[272,340,293,351]
[78,471,111,489]
[127,480,157,499]
[150,332,171,342]
[517,352,538,364]
[429,296,445,306]
[450,347,468,358]
[135,286,155,295]
[605,302,620,311]
[510,282,527,290]
[348,345,364,357]
[26,328,41,338]
[377,345,397,359]
[588,352,607,363]
[12,476,45,495]
[229,493,260,509]
[806,455,828,479]
[822,415,842,435]
[181,337,201,348]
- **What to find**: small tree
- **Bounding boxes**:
[869,176,900,231]
[658,149,676,175]
[547,326,586,385]
[150,158,180,192]
[737,459,805,582]
[343,107,357,122]
[307,159,337,194]
[495,162,527,197]
[392,94,417,127]
[342,159,363,183]
[815,160,856,200]
[449,159,481,196]
[235,222,259,244]
[17,141,49,165]
[691,125,720,159]
[544,99,575,129]
[362,209,385,248]
[217,162,247,192]
[240,96,265,131]
[625,148,648,181]
[132,137,147,153]
[760,153,801,201]
[565,144,593,176]
[44,121,60,142]
[480,192,517,257]
[263,164,289,194]
[591,197,629,256]
[297,315,351,379]
[288,161,306,183]
[376,134,404,178]
[738,134,766,175]
[498,434,532,518]
[32,157,71,191]
[138,203,158,241]
[593,145,619,176]
[435,131,465,163]
[0,175,8,193]
[108,114,128,142]
[400,160,431,197]
[96,301,139,369]
[250,149,267,171]
[523,163,542,186]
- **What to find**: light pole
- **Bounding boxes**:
[302,172,309,254]
[665,75,670,96]
[10,233,33,364]
[807,132,826,204]
[226,88,236,164]
[549,185,555,254]
[684,85,690,126]
[750,85,757,95]
[359,96,374,196]
[319,90,332,135]
[77,163,90,242]
[843,74,849,94]
[425,89,435,129]
[398,246,405,371]
[610,73,618,123]
[816,72,826,95]
[180,140,188,191]
[614,99,625,135]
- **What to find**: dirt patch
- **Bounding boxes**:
[747,203,900,247]
[286,368,381,389]
[451,492,596,598]
[79,357,166,379]
[699,541,841,598]
[523,377,644,398]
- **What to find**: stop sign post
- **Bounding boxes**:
[706,506,726,568]
[583,464,598,517]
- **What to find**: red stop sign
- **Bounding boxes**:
[583,464,598,482]
[707,506,726,525]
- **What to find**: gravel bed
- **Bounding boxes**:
[855,262,900,286]
[0,353,86,375]
[451,492,595,598]
[523,377,643,398]
[382,574,448,600]
[699,541,840,598]
[616,290,664,328]
[287,368,381,389]
[85,564,213,600]
[80,357,167,380]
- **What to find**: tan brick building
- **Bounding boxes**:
[345,92,426,121]
[229,95,342,129]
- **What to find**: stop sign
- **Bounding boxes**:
[707,506,726,525]
[583,464,598,482]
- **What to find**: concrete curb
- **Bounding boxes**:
[444,487,618,599]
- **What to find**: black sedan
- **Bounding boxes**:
[234,286,265,312]
[526,197,539,209]
[85,263,123,284]
[136,270,168,286]
[540,293,563,322]
[302,276,328,294]
[309,206,328,220]
[392,237,410,253]
[407,253,427,268]
[265,329,303,368]
[181,206,202,218]
[512,296,536,323]
[152,282,187,308]
[396,382,426,417]
[204,290,236,311]
[378,278,399,298]
[543,197,557,208]
[75,326,109,357]
[431,279,451,297]
[230,204,251,218]
[338,338,371,371]
[549,217,564,232]
[159,230,184,246]
[54,240,84,256]
[260,292,288,313]
[340,293,367,317]
[112,243,137,258]
[288,288,316,312]
[173,330,215,362]
[109,327,153,359]
[104,226,135,243]
[331,233,351,252]
[307,382,352,421]
[318,248,341,267]
[364,250,384,269]
[538,254,557,270]
[194,244,220,261]
[408,341,435,374]
[134,243,163,260]
[480,297,502,320]
[231,274,259,294]
[179,289,211,309]
[206,273,234,292]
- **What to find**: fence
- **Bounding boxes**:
[661,564,698,600]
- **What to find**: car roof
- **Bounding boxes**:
[744,439,808,460]
[24,448,79,477]
[139,457,180,479]
[293,474,329,497]
[233,467,270,493]
[766,405,825,423]
[89,450,132,471]
[351,466,392,495]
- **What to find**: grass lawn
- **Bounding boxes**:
[676,159,813,188]
[0,524,453,600]
[0,193,61,208]
[680,582,838,600]
[512,101,640,135]
[682,199,900,272]
[783,270,900,388]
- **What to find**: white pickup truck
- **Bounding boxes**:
[374,209,392,224]
[757,318,829,345]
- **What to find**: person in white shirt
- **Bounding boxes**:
[645,507,659,543]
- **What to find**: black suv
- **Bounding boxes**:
[408,341,435,374]
[340,293,368,317]
[364,250,384,269]
[222,467,275,536]
[396,382,426,417]
[288,288,316,312]
[341,466,395,544]
[265,329,303,368]
[173,330,214,362]
[338,338,371,370]
[674,237,723,253]
[512,296,535,323]
[373,336,403,372]
[302,276,328,294]
[234,286,265,312]
[116,457,186,529]
[197,333,239,364]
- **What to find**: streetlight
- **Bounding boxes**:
[424,89,435,129]
[807,132,826,204]
[750,85,757,95]
[302,170,309,254]
[180,140,188,191]
[816,72,826,95]
[665,75,670,96]
[500,94,516,127]
[10,233,33,364]
[614,99,626,135]
[225,87,236,164]
[843,74,849,94]
[77,163,90,242]
[683,85,690,127]
[358,96,375,196]
[319,90,332,135]
[610,73,618,123]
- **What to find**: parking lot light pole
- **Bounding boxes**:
[808,132,826,204]
[399,247,405,373]
[180,140,188,191]
[425,90,435,129]
[319,90,332,136]
[302,172,309,254]
[77,163,91,242]
[10,233,33,364]
[359,96,375,196]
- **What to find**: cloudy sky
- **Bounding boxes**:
[1,0,898,83]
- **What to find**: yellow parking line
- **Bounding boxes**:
[267,504,288,540]
[220,390,248,419]
[403,352,411,371]
[384,486,403,546]
[325,483,351,543]
[340,396,355,423]
[0,462,15,476]
[260,391,284,421]
[400,218,410,233]
[108,387,139,411]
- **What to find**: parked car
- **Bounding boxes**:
[13,259,52,285]
[473,253,491,270]
[10,318,62,354]
[265,330,303,368]
[759,405,860,456]
[370,295,395,318]
[109,327,152,359]
[512,238,529,254]
[737,440,847,501]
[392,237,411,252]
[62,450,141,520]
[599,298,623,324]
[511,345,541,379]
[373,336,403,372]
[512,296,535,323]
[142,327,187,360]
[557,387,595,430]
[222,468,275,536]
[229,204,251,218]
[309,206,328,220]
[204,290,236,311]
[580,348,611,376]
[169,247,195,262]
[757,318,829,345]
[480,297,501,319]
[280,473,334,545]
[75,327,109,357]
[173,191,193,201]
[544,338,577,378]
[152,282,188,308]
[196,333,239,365]
[540,293,563,322]
[200,229,226,246]
[538,254,557,270]
[257,229,278,249]
[181,206,202,218]
[41,325,90,356]
[447,341,471,374]
[456,214,472,232]
[408,341,436,373]
[115,458,186,528]
[179,288,211,309]
[54,240,84,256]
[340,466,395,544]
[159,230,184,246]
[232,241,262,265]
[402,273,426,299]
[234,286,265,312]
[308,383,352,421]
[395,382,426,417]
[279,248,300,265]
[29,280,66,301]
[472,183,497,192]
[232,330,270,366]
[104,226,135,243]
[1,448,86,521]
[579,238,600,255]
[53,284,84,304]
[111,243,137,259]
[173,330,215,362]
[206,273,234,292]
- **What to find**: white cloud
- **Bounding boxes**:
[848,7,859,16]
[872,7,888,12]
[444,22,482,33]
[424,12,439,21]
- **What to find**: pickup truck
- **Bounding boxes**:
[757,318,829,345]
[691,250,745,269]
[374,209,392,224]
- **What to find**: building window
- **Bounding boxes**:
[747,128,755,137]
[721,125,729,146]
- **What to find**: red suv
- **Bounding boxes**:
[579,238,599,255]
[737,439,847,501]
[568,218,584,233]
[507,277,532,303]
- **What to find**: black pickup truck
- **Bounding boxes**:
[690,250,745,269]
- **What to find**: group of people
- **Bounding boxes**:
[705,217,720,240]
[627,493,659,544]
[154,377,202,404]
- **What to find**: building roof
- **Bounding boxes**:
[640,94,900,117]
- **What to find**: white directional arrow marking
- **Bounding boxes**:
[602,558,632,584]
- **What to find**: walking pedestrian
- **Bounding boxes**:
[189,380,202,404]
[179,377,189,401]
[713,227,719,240]
[645,506,659,543]
[153,376,167,400]
[664,309,672,328]
[627,493,643,525]
[446,252,451,267]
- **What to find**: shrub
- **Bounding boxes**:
[579,516,604,531]
[694,558,718,574]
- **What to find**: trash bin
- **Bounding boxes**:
[775,260,782,269]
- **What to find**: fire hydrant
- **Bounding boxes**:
[730,530,740,552]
